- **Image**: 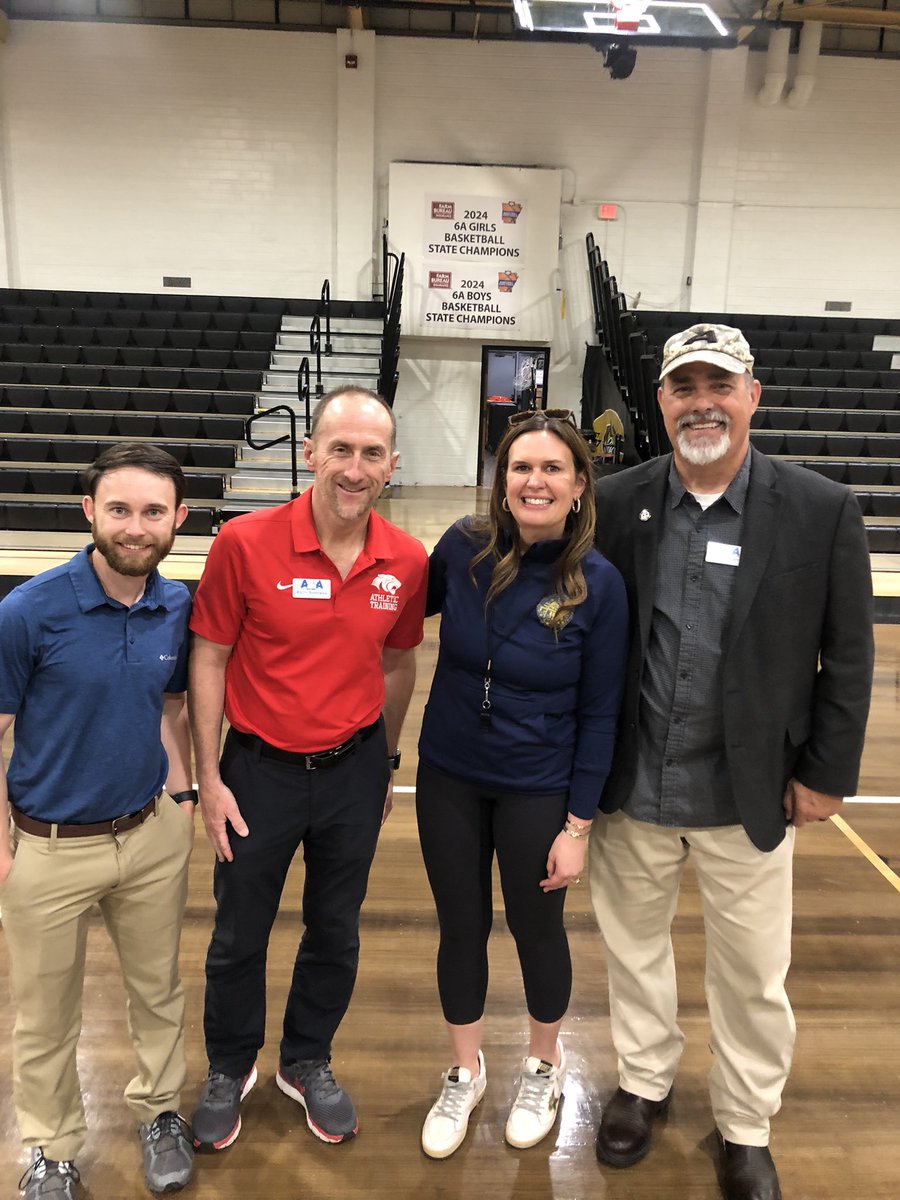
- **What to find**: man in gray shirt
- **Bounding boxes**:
[592,324,874,1200]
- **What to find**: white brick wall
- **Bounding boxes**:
[728,53,900,317]
[0,22,336,296]
[0,22,897,483]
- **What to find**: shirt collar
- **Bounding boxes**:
[67,545,167,612]
[667,447,752,515]
[521,535,569,563]
[497,530,568,564]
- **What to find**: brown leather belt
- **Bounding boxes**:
[11,793,161,839]
[229,720,380,770]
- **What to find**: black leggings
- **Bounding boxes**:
[416,761,572,1026]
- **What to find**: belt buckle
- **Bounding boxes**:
[110,816,122,837]
[305,739,353,771]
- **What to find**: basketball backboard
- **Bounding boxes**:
[512,0,738,46]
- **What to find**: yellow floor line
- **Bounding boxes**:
[831,813,900,893]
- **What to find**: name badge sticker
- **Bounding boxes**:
[705,541,741,567]
[275,577,331,598]
[294,577,331,599]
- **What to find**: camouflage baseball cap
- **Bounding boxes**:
[659,323,754,380]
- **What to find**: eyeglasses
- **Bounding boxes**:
[508,408,577,428]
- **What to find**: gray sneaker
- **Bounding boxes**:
[276,1059,358,1143]
[139,1112,194,1194]
[191,1064,257,1151]
[18,1150,80,1200]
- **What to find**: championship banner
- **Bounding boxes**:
[389,163,562,341]
[423,265,523,330]
[423,195,527,262]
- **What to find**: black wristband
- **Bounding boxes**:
[388,752,401,770]
[169,788,199,806]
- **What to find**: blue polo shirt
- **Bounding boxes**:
[0,546,191,824]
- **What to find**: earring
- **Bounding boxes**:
[501,496,510,513]
[572,497,582,513]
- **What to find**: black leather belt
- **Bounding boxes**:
[230,720,380,771]
[11,794,161,839]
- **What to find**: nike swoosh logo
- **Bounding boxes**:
[276,582,293,590]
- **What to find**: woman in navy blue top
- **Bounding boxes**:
[418,410,628,1159]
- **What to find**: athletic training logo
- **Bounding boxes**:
[370,573,402,612]
[372,574,402,595]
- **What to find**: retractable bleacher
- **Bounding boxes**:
[0,287,287,537]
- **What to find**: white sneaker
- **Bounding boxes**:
[421,1050,487,1159]
[504,1040,566,1149]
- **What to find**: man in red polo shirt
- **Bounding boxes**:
[188,387,427,1151]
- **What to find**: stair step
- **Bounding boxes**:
[278,332,381,353]
[282,316,383,336]
[272,352,381,372]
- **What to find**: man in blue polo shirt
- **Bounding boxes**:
[0,443,196,1200]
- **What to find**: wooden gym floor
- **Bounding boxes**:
[1,487,899,1199]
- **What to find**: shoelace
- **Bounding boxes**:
[432,1074,478,1124]
[18,1151,81,1191]
[300,1061,341,1100]
[204,1072,246,1107]
[513,1068,556,1116]
[146,1111,192,1146]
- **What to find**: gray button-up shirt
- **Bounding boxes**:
[625,450,751,828]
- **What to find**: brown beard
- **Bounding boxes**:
[91,523,176,577]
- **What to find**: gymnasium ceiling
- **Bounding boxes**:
[5,0,900,56]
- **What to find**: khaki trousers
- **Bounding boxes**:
[589,811,796,1145]
[0,795,193,1161]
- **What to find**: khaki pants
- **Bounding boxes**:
[0,795,193,1161]
[589,811,796,1145]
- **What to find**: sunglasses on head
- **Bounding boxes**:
[508,408,577,428]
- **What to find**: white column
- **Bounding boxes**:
[689,47,748,313]
[334,28,376,300]
[0,15,13,287]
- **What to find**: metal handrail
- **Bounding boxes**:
[319,279,333,355]
[384,242,400,322]
[379,236,405,406]
[298,354,311,435]
[245,404,300,499]
[309,314,324,396]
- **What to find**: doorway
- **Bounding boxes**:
[477,344,550,486]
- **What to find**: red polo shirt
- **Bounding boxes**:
[190,488,428,752]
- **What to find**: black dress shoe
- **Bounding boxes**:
[595,1086,672,1167]
[719,1138,782,1200]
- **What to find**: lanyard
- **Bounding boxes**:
[480,595,541,729]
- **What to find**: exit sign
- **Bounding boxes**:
[598,204,618,221]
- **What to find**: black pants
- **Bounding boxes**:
[204,724,388,1076]
[416,761,572,1026]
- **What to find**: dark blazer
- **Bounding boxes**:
[595,447,874,851]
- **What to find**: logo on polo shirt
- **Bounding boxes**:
[276,578,332,599]
[370,573,402,612]
[159,654,177,662]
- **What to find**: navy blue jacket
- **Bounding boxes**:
[418,521,629,819]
